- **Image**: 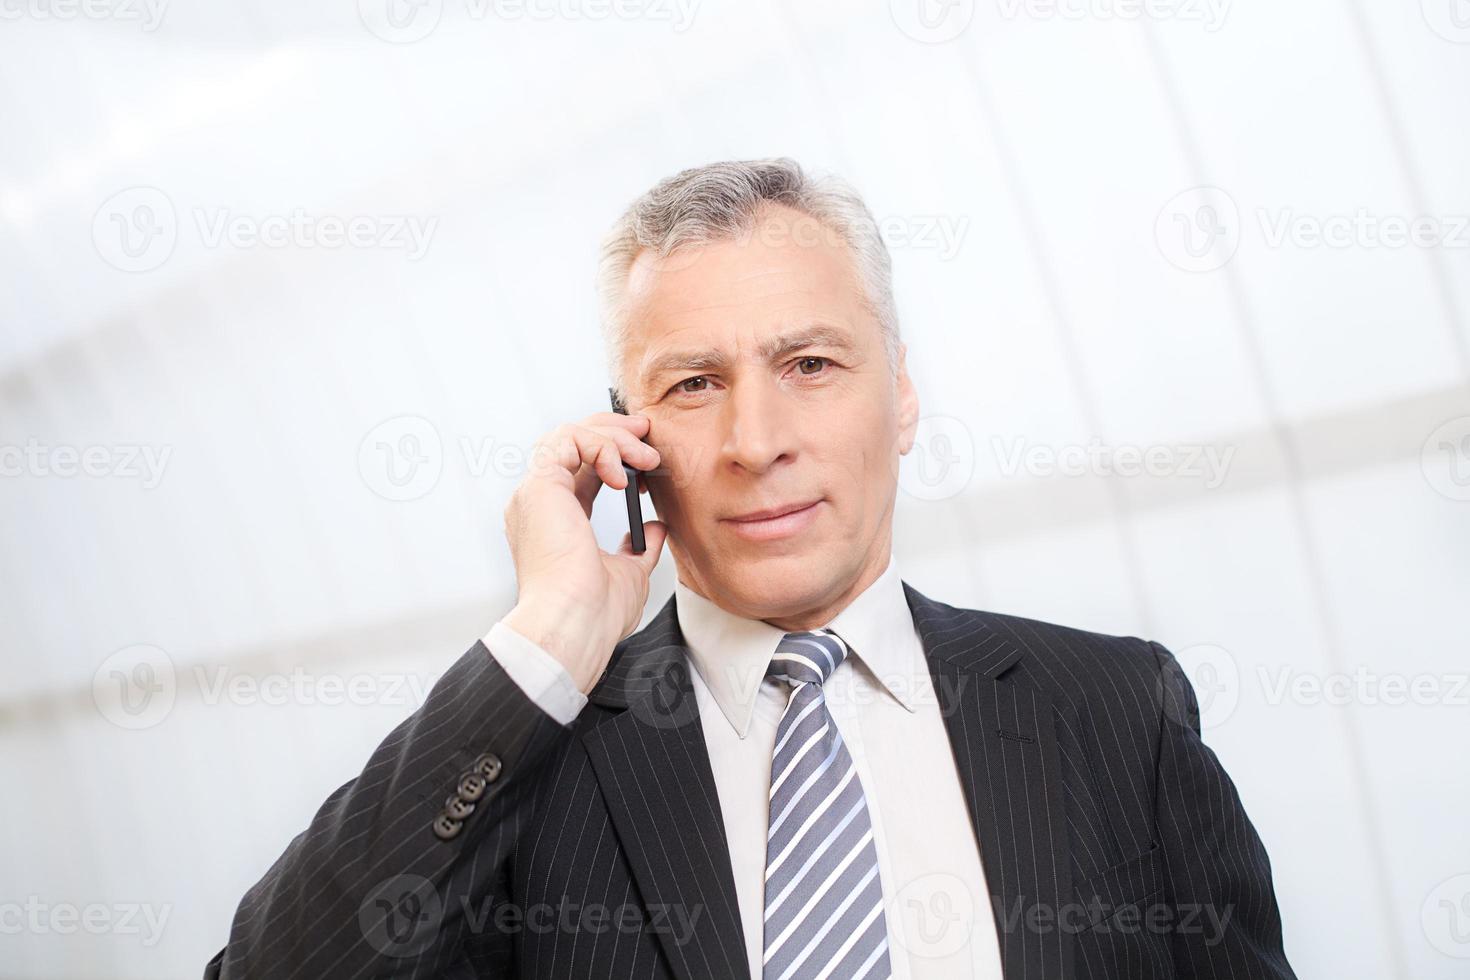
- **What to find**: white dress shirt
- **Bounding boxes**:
[483,553,1003,979]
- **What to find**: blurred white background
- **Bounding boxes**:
[2,0,1468,977]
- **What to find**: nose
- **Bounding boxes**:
[719,377,797,475]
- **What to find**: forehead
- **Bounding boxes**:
[622,207,874,385]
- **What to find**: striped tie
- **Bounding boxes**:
[761,629,892,980]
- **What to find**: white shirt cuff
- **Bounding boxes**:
[483,618,588,726]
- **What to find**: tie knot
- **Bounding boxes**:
[767,629,848,688]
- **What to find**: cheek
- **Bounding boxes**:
[645,440,713,519]
[660,439,713,494]
[827,422,900,516]
[827,423,894,480]
[859,408,903,475]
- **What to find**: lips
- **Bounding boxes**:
[726,499,822,523]
[720,499,825,543]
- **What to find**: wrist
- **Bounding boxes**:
[503,592,609,693]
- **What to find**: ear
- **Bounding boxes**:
[894,342,919,456]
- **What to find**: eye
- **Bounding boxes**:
[795,356,830,376]
[670,376,709,395]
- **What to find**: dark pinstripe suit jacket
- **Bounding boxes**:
[204,582,1296,980]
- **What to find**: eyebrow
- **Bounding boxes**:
[639,324,859,390]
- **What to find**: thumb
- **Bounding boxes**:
[619,520,667,576]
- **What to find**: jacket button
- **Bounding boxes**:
[457,772,487,802]
[445,796,476,820]
[432,813,463,841]
[474,752,503,782]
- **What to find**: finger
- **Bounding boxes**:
[567,425,662,514]
[585,421,661,471]
[583,410,652,439]
[528,422,658,519]
[569,446,626,517]
[616,520,668,575]
[571,425,660,517]
[538,424,621,488]
[521,426,620,517]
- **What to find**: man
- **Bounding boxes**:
[205,158,1296,979]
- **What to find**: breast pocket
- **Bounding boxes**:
[1073,840,1164,931]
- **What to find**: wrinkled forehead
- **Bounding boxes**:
[621,214,875,398]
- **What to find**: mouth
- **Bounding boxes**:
[721,499,824,542]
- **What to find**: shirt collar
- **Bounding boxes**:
[673,551,919,739]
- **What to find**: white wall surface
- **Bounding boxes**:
[2,2,1468,977]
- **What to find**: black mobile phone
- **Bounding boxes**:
[608,387,646,553]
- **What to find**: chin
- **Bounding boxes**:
[717,551,836,616]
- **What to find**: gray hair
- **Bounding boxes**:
[596,157,901,405]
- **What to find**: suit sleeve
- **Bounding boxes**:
[203,639,574,979]
[1148,640,1298,980]
[483,619,588,726]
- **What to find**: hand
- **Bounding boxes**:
[501,411,668,693]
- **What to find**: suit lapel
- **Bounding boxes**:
[579,583,1075,980]
[905,582,1076,980]
[582,595,751,980]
